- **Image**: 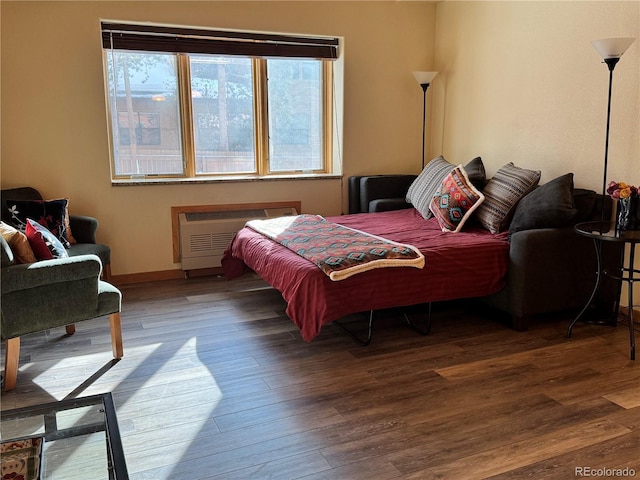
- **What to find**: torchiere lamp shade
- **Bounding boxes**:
[591,37,635,60]
[413,71,438,86]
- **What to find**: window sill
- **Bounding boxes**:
[111,173,342,186]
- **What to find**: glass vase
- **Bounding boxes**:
[616,196,639,231]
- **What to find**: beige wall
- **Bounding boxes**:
[1,1,436,277]
[433,0,640,303]
[432,1,639,187]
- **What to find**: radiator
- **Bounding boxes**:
[178,206,298,273]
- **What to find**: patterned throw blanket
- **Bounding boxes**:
[246,214,425,281]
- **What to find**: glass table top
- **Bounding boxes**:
[575,221,640,244]
[1,393,128,480]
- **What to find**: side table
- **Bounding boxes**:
[567,221,639,360]
[1,392,129,479]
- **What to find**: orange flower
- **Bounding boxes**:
[607,181,639,199]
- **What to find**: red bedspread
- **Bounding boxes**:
[222,208,510,341]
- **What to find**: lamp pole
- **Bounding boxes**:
[600,57,619,223]
[413,71,438,171]
[590,37,635,223]
[420,82,430,170]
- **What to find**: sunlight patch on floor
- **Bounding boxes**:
[116,337,224,475]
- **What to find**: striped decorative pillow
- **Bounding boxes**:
[406,156,456,219]
[475,162,541,233]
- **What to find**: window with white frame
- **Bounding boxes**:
[101,22,338,180]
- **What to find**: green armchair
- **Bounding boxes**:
[1,186,111,280]
[1,236,123,391]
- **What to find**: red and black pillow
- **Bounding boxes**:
[6,198,74,247]
[24,218,68,260]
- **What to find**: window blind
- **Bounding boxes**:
[101,22,339,60]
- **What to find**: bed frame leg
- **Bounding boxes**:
[335,310,374,346]
[404,303,432,335]
[335,304,432,346]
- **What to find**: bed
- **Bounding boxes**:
[222,208,510,342]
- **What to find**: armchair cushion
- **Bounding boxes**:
[1,253,101,295]
[68,242,111,265]
[0,254,111,339]
[69,215,99,244]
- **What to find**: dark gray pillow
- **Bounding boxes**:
[509,173,578,234]
[463,157,487,190]
[573,189,597,222]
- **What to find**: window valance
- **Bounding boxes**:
[101,22,339,60]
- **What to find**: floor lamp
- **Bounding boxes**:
[413,71,438,170]
[591,37,636,222]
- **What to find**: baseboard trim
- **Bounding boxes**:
[111,267,224,286]
[619,305,640,318]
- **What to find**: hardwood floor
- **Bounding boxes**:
[2,273,639,479]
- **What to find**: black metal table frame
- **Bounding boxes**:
[1,392,129,480]
[567,221,639,360]
[334,306,432,346]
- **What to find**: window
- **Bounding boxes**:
[118,113,161,146]
[267,59,323,172]
[190,55,255,175]
[102,22,339,180]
